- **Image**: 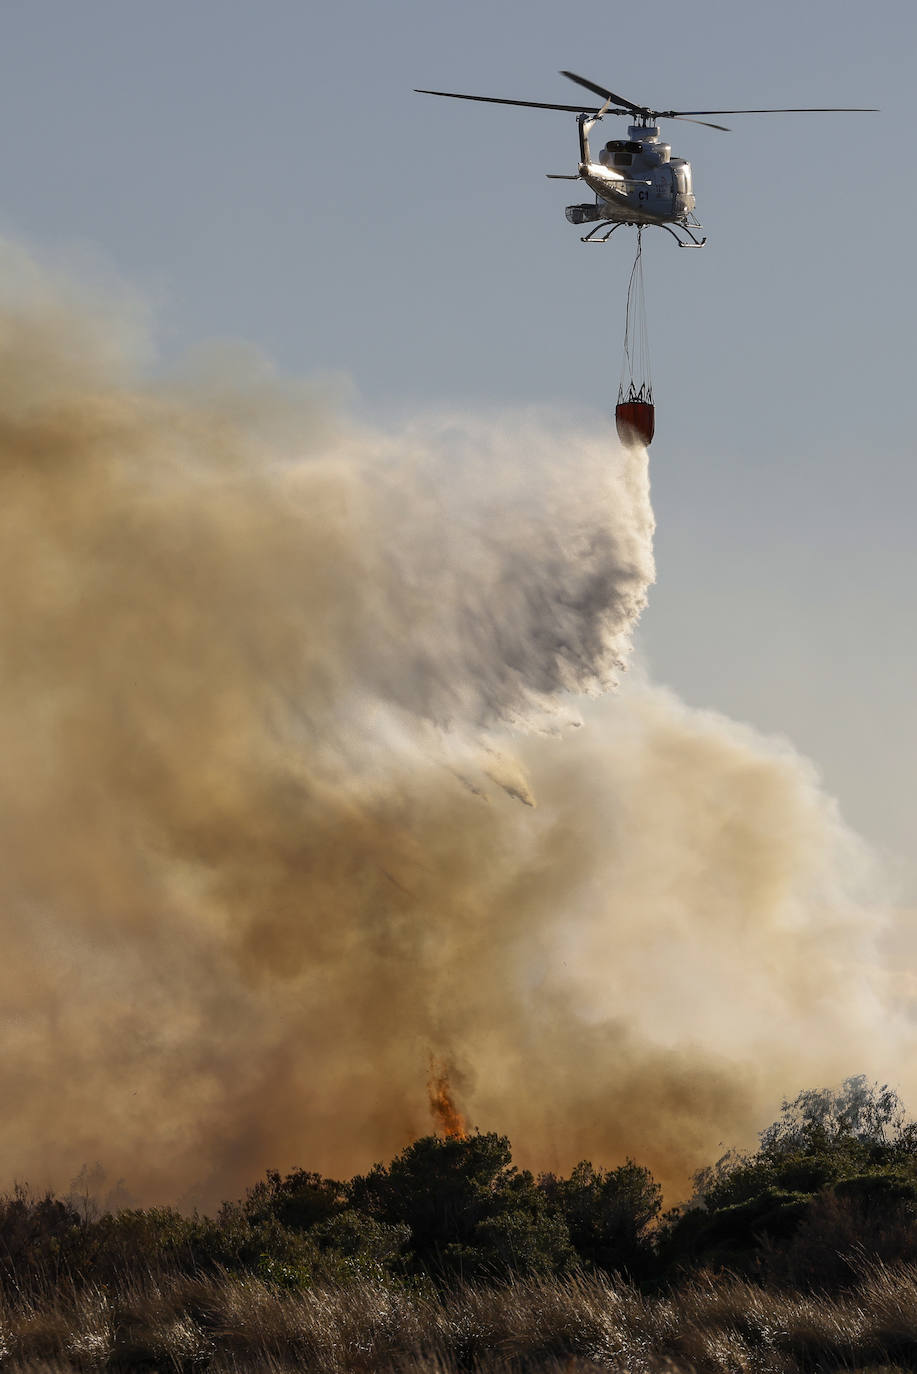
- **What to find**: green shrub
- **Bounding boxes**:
[538,1159,661,1278]
[662,1187,813,1276]
[772,1175,917,1289]
[242,1168,346,1231]
[349,1132,574,1278]
[664,1079,917,1284]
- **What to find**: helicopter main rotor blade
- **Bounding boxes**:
[658,106,878,115]
[414,89,600,114]
[416,85,878,128]
[669,115,732,131]
[559,70,645,115]
[559,72,877,123]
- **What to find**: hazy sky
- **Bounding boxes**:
[0,0,913,888]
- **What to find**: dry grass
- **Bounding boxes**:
[0,1261,916,1372]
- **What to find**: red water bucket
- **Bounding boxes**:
[615,400,655,449]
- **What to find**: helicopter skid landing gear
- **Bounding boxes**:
[661,215,706,247]
[581,216,706,247]
[580,220,628,244]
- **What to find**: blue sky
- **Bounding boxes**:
[0,0,913,885]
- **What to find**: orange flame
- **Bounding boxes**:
[427,1057,468,1139]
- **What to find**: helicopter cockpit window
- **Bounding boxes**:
[613,152,633,167]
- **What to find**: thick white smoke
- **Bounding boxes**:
[0,241,909,1207]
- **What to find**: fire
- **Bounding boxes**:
[427,1058,468,1139]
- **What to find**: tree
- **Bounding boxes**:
[760,1076,914,1162]
[538,1160,661,1277]
[663,1078,917,1281]
[242,1169,347,1232]
[349,1133,574,1277]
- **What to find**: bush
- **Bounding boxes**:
[311,1208,411,1276]
[349,1132,575,1278]
[662,1187,813,1277]
[772,1175,917,1289]
[538,1159,661,1278]
[242,1168,347,1231]
[663,1079,917,1284]
[0,1185,89,1292]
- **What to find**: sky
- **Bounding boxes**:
[0,0,913,889]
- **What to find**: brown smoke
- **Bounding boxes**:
[0,242,910,1208]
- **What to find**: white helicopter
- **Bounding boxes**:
[416,71,876,247]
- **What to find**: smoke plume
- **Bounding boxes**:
[0,242,909,1207]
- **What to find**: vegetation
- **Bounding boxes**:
[663,1076,917,1287]
[3,1077,917,1370]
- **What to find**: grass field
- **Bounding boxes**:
[2,1258,917,1372]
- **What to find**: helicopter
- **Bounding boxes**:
[415,71,877,247]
